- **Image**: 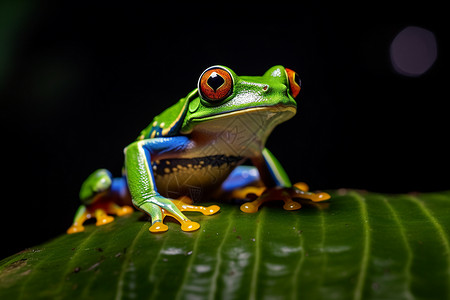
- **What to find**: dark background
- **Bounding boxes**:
[1,1,447,258]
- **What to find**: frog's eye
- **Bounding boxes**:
[286,68,301,98]
[198,67,233,102]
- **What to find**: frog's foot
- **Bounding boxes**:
[149,221,168,233]
[67,207,113,233]
[291,182,330,202]
[231,186,266,200]
[67,223,85,234]
[94,208,115,226]
[239,184,330,213]
[108,203,134,216]
[140,195,220,233]
[172,196,221,216]
[240,187,299,213]
[147,207,201,233]
[95,202,136,225]
[67,202,134,234]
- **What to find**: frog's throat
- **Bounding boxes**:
[180,105,296,134]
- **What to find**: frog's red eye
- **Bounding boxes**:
[198,67,233,102]
[286,68,301,98]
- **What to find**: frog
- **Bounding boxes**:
[67,65,330,234]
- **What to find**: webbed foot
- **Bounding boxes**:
[139,195,220,233]
[67,202,134,234]
[292,182,330,202]
[239,182,330,213]
[172,196,221,216]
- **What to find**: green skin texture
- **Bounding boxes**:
[123,65,297,225]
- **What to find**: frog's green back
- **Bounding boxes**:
[137,89,197,140]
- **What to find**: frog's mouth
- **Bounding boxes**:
[181,104,296,135]
[191,104,296,122]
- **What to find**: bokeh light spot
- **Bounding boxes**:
[390,26,437,77]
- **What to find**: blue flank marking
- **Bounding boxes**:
[142,136,190,155]
[141,136,190,193]
[221,165,260,191]
[111,177,128,197]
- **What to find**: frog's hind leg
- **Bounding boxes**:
[222,165,269,212]
[222,166,260,192]
[106,177,134,215]
[67,203,115,234]
[91,177,134,226]
[222,165,266,199]
[67,170,134,234]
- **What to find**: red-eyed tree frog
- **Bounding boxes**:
[67,65,330,234]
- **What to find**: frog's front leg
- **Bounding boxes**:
[240,148,330,213]
[124,137,220,233]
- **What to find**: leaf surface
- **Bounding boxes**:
[1,190,450,299]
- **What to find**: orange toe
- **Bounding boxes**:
[311,192,331,202]
[240,202,259,213]
[204,205,220,215]
[181,221,200,232]
[116,205,134,216]
[149,222,168,233]
[96,215,114,226]
[283,200,302,211]
[67,225,85,234]
[294,182,309,192]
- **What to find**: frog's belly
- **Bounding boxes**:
[152,155,245,201]
[151,108,294,200]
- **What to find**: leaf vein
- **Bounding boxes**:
[174,222,204,300]
[315,208,327,295]
[408,195,450,298]
[115,222,149,300]
[352,191,371,300]
[249,208,264,300]
[291,217,304,300]
[209,209,235,300]
[148,234,170,300]
[381,195,414,300]
[53,228,98,297]
[17,237,71,300]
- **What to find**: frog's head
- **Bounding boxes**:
[180,65,300,136]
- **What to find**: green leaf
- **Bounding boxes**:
[1,190,450,299]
